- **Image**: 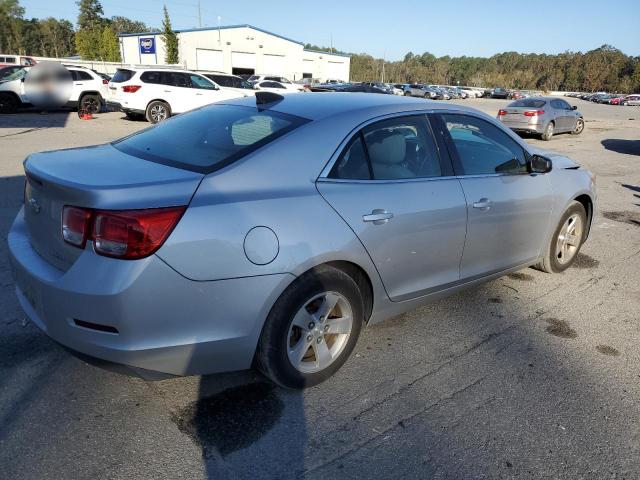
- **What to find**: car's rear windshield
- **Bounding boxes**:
[112,104,310,173]
[111,69,135,83]
[510,99,546,108]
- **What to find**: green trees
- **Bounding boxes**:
[161,5,179,64]
[348,45,640,93]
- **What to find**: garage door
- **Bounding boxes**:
[232,52,256,70]
[303,59,314,77]
[327,61,346,81]
[263,54,285,75]
[196,49,223,71]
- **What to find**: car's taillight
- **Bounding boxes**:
[62,206,185,259]
[498,109,508,116]
[524,110,545,116]
[122,85,141,93]
[62,206,92,248]
[102,79,109,84]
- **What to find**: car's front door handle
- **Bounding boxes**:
[363,209,394,225]
[472,198,492,210]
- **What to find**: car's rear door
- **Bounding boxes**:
[433,112,554,279]
[317,114,468,302]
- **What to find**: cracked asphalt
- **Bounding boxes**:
[1,98,639,479]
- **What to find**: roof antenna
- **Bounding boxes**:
[255,91,284,105]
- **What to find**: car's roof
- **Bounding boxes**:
[221,92,482,121]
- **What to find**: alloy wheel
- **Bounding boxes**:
[555,213,583,265]
[287,291,353,374]
[574,119,584,134]
[150,104,167,122]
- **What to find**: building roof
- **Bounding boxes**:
[118,24,351,58]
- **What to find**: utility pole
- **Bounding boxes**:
[381,52,386,83]
[218,16,221,43]
[198,0,202,28]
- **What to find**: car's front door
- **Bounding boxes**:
[434,112,554,279]
[317,114,468,302]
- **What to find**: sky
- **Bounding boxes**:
[20,0,640,61]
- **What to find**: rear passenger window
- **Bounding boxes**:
[112,69,135,83]
[165,72,189,87]
[440,113,527,175]
[329,116,442,181]
[72,70,93,81]
[363,116,441,180]
[329,135,370,180]
[140,71,162,84]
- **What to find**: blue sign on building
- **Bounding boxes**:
[139,37,156,55]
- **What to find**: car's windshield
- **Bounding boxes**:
[2,68,26,82]
[112,104,310,173]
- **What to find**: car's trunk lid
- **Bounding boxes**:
[24,143,203,271]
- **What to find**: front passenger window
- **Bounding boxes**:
[440,114,527,175]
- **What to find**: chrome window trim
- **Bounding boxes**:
[317,172,530,185]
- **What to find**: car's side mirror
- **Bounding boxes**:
[571,105,577,110]
[528,154,552,174]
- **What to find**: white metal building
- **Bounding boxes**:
[118,24,350,82]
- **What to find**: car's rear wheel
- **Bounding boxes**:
[571,118,584,135]
[79,94,101,114]
[404,91,411,96]
[534,201,587,273]
[0,93,19,114]
[541,121,554,141]
[146,101,171,124]
[622,101,628,106]
[256,265,364,389]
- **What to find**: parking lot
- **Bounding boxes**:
[1,97,639,479]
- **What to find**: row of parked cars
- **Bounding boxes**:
[0,62,308,121]
[565,91,640,106]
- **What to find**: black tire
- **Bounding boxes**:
[146,100,171,124]
[0,93,19,114]
[541,121,554,141]
[571,117,584,135]
[79,94,101,114]
[534,201,587,273]
[256,265,364,389]
[404,91,411,96]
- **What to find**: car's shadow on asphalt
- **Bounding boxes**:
[601,139,640,156]
[0,110,72,130]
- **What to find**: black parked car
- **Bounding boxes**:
[491,87,510,99]
[309,82,390,94]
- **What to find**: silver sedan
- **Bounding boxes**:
[9,93,596,388]
[497,97,585,140]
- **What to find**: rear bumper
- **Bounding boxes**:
[9,208,294,376]
[499,120,545,134]
[106,101,144,115]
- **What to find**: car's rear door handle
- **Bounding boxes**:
[472,198,492,210]
[363,209,393,225]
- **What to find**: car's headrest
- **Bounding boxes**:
[367,133,406,165]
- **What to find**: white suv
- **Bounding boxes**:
[248,75,304,92]
[106,68,244,123]
[0,65,107,114]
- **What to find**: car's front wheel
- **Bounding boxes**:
[0,93,19,114]
[80,94,101,114]
[256,265,364,388]
[146,100,171,124]
[534,201,587,273]
[571,118,584,135]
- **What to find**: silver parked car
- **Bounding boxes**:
[9,93,596,388]
[497,97,584,141]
